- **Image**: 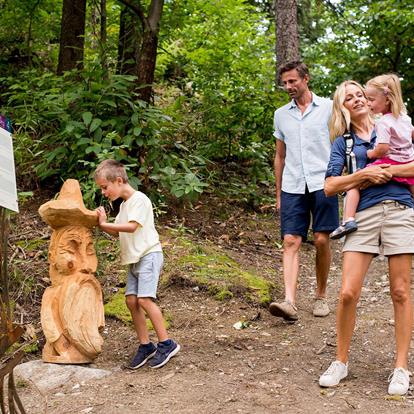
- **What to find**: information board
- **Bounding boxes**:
[0,126,18,212]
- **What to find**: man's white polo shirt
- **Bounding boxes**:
[273,93,332,194]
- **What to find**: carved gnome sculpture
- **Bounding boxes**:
[38,179,105,364]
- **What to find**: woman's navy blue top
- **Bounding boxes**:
[325,130,413,211]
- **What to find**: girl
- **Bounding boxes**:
[330,74,414,240]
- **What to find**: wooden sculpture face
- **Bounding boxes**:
[49,226,97,284]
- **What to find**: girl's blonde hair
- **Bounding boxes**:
[329,80,366,141]
[366,73,406,118]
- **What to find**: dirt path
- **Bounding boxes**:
[12,197,414,413]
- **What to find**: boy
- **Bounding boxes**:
[94,159,180,369]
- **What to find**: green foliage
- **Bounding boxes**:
[157,0,286,203]
[302,0,414,114]
[0,0,61,70]
[1,67,210,203]
[182,2,277,154]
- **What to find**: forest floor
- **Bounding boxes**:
[6,189,414,413]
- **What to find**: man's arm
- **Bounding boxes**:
[274,139,286,211]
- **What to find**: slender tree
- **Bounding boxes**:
[117,0,164,102]
[117,2,142,76]
[100,0,107,45]
[91,0,108,70]
[274,0,300,82]
[57,0,87,74]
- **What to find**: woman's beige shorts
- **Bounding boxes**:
[343,200,414,256]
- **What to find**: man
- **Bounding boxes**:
[269,61,338,321]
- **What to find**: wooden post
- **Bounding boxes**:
[0,207,26,414]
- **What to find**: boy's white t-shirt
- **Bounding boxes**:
[115,191,162,265]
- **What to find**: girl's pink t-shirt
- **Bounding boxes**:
[375,113,414,163]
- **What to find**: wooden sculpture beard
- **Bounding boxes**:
[41,225,105,364]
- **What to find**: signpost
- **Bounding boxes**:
[0,125,25,414]
[0,126,18,213]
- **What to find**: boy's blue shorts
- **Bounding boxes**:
[280,189,339,240]
[125,251,164,298]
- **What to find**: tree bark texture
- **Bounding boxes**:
[57,0,87,75]
[117,4,142,75]
[117,0,164,103]
[100,0,107,45]
[275,0,300,83]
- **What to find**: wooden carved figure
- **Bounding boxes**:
[38,179,105,364]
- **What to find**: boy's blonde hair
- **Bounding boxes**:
[366,73,406,118]
[329,80,366,141]
[94,159,128,183]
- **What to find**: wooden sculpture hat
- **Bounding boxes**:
[39,179,98,229]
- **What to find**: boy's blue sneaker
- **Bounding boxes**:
[330,220,358,240]
[148,340,180,369]
[128,342,157,370]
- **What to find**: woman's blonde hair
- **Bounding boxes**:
[366,73,406,118]
[329,80,366,141]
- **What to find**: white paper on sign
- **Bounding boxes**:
[0,126,19,212]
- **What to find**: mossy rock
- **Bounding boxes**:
[176,244,275,305]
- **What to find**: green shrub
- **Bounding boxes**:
[1,67,210,204]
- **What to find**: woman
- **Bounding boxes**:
[319,80,414,395]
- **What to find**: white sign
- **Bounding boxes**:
[0,126,18,212]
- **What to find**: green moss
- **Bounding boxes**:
[177,245,275,305]
[104,289,171,329]
[16,379,29,389]
[23,342,39,353]
[104,289,132,324]
[214,288,233,301]
[16,238,47,252]
[8,341,38,355]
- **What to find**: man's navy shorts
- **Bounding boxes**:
[280,189,339,239]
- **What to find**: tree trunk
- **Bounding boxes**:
[117,0,164,102]
[99,0,108,71]
[135,27,159,102]
[57,0,87,74]
[117,3,142,75]
[136,0,164,102]
[274,0,300,83]
[100,0,107,45]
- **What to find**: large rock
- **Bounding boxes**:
[14,360,111,393]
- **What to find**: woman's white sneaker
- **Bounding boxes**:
[388,367,410,395]
[319,361,348,387]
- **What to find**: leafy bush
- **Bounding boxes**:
[0,68,209,204]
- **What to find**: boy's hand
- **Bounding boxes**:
[95,206,107,225]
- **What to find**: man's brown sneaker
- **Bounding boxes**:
[313,297,330,317]
[269,300,298,321]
